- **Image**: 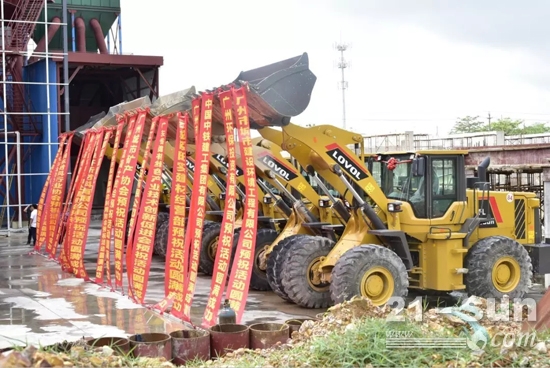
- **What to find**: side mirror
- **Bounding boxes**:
[412,157,426,177]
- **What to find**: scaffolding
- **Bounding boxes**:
[0,0,69,235]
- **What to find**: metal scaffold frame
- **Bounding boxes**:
[0,0,69,235]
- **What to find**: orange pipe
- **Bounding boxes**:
[75,17,86,52]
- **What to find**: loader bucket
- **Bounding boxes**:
[233,52,316,128]
[522,287,550,332]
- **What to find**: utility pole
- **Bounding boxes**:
[487,112,492,129]
[335,42,350,130]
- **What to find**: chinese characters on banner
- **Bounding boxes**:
[130,116,169,304]
[127,115,159,300]
[182,93,213,321]
[36,134,68,251]
[153,112,188,317]
[44,133,73,257]
[95,119,125,285]
[112,111,146,290]
[64,131,100,274]
[224,86,258,323]
[201,90,239,327]
[58,133,89,270]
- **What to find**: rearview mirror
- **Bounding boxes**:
[412,157,425,177]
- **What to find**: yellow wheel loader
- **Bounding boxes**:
[210,138,350,291]
[260,121,547,309]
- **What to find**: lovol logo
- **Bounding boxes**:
[186,158,195,173]
[325,143,368,181]
[212,154,244,176]
[259,153,298,181]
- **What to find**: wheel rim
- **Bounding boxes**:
[256,245,269,272]
[208,237,219,261]
[492,256,521,293]
[306,257,329,292]
[360,266,394,305]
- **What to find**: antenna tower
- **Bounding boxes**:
[335,42,350,129]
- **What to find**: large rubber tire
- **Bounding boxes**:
[154,220,170,257]
[199,222,222,276]
[245,228,279,291]
[330,244,409,306]
[464,236,532,299]
[281,236,335,309]
[157,212,169,230]
[266,234,311,302]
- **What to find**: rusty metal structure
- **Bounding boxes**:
[0,0,163,233]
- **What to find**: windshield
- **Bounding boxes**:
[371,155,423,202]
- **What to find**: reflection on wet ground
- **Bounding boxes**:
[0,221,317,349]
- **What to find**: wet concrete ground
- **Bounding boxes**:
[0,221,317,349]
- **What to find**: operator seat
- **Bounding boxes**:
[409,174,440,218]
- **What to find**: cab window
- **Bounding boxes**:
[431,158,458,218]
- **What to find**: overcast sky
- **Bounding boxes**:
[120,0,550,137]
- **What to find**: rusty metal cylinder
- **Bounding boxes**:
[170,329,210,365]
[285,318,318,334]
[87,337,130,355]
[129,333,171,360]
[249,323,290,350]
[209,324,249,358]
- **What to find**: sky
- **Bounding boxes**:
[119,0,550,137]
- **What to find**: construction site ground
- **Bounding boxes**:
[0,220,317,350]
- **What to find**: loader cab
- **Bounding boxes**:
[373,151,467,219]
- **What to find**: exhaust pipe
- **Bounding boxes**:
[75,17,86,52]
[477,157,490,182]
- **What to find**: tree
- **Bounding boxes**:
[449,116,486,134]
[449,116,550,135]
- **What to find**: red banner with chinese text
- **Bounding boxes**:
[95,119,125,284]
[225,85,258,323]
[74,129,112,279]
[36,134,68,250]
[182,94,213,321]
[58,133,90,269]
[65,131,100,274]
[130,116,169,304]
[127,115,159,301]
[45,133,73,257]
[153,112,188,317]
[105,113,134,287]
[112,111,146,289]
[201,90,239,327]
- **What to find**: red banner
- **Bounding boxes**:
[95,119,125,284]
[45,134,73,257]
[36,134,68,251]
[153,112,188,317]
[112,110,146,289]
[225,85,258,323]
[182,93,213,320]
[65,131,100,274]
[201,90,239,327]
[105,113,134,287]
[127,115,159,301]
[58,133,89,269]
[74,129,112,279]
[130,116,169,304]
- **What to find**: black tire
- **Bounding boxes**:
[157,212,169,230]
[330,244,409,306]
[281,236,335,309]
[154,220,170,257]
[199,222,222,276]
[244,228,279,291]
[464,236,532,299]
[266,234,311,302]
